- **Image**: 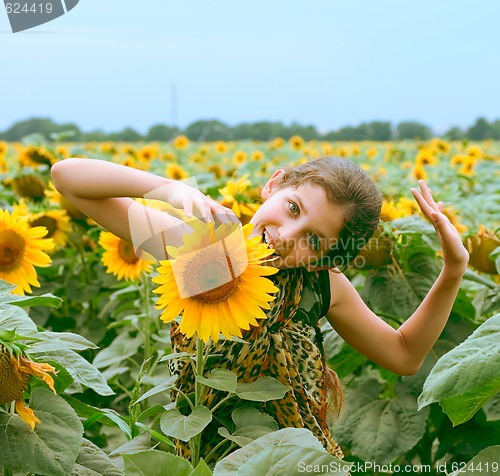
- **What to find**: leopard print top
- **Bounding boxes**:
[169,266,345,464]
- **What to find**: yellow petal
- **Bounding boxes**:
[16,400,40,430]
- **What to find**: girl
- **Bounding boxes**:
[51,156,469,462]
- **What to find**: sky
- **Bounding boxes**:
[1,0,500,135]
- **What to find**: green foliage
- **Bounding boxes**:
[333,379,429,465]
[72,438,123,476]
[2,137,500,472]
[213,428,351,476]
[123,450,201,476]
[448,446,500,476]
[418,313,500,425]
[0,388,83,476]
[160,406,213,442]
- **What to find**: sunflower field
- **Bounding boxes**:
[0,136,499,476]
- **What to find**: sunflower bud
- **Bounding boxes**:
[464,226,500,275]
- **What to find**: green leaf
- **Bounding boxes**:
[214,428,351,476]
[93,334,143,369]
[235,376,290,402]
[218,425,276,447]
[109,431,151,458]
[483,391,500,421]
[137,404,166,422]
[0,303,37,333]
[0,279,17,297]
[72,438,122,476]
[418,313,500,424]
[448,445,500,476]
[134,422,175,447]
[133,375,177,404]
[64,395,132,439]
[196,368,237,393]
[362,268,434,320]
[159,351,193,362]
[6,292,63,308]
[29,331,99,352]
[0,388,83,476]
[160,406,212,442]
[440,379,500,426]
[33,348,114,396]
[333,379,429,464]
[123,450,194,476]
[329,343,367,378]
[191,459,213,476]
[450,288,476,322]
[392,215,437,235]
[232,407,278,431]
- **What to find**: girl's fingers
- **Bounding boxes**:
[411,187,435,217]
[418,180,440,211]
[207,199,240,225]
[183,199,194,218]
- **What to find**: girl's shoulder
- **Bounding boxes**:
[327,268,357,311]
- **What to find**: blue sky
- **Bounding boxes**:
[1,0,499,134]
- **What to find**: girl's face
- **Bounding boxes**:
[249,169,347,270]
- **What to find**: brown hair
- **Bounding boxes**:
[276,156,383,269]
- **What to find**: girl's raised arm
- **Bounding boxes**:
[326,180,469,375]
[51,158,238,260]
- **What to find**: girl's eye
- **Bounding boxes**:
[289,201,299,215]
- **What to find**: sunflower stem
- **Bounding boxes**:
[210,392,235,414]
[190,335,205,467]
[141,274,152,364]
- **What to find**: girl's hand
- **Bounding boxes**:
[163,180,240,225]
[411,180,469,273]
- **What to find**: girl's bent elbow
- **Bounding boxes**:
[50,161,66,193]
[51,158,79,192]
[397,362,422,376]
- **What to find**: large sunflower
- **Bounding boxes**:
[13,201,71,249]
[152,220,279,342]
[0,209,54,295]
[99,231,154,281]
[0,344,56,430]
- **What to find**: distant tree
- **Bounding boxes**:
[285,122,320,140]
[467,117,491,140]
[3,117,80,141]
[108,128,143,142]
[367,121,393,141]
[231,123,254,140]
[322,121,392,141]
[146,124,179,142]
[336,125,369,141]
[442,127,464,141]
[185,120,231,141]
[396,121,433,140]
[79,130,109,142]
[249,122,287,141]
[232,122,287,141]
[490,120,500,140]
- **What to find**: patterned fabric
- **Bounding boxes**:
[169,266,345,463]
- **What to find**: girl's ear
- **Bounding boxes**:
[261,169,286,200]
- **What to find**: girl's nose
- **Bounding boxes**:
[277,226,299,249]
